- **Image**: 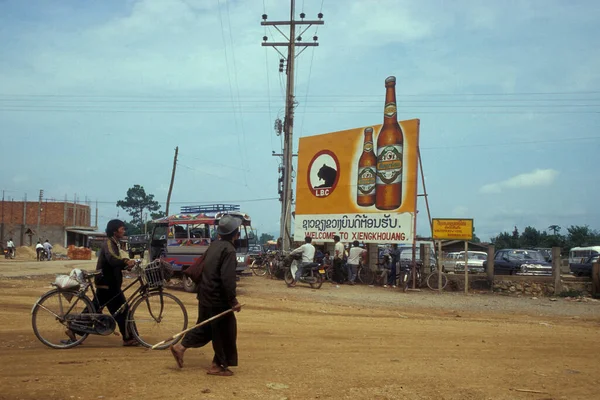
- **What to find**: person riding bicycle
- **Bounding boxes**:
[288,236,315,287]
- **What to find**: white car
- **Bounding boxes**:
[442,252,462,273]
[454,251,488,274]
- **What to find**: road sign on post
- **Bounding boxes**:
[432,218,474,294]
[432,219,473,241]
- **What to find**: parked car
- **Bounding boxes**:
[483,249,552,276]
[454,251,488,274]
[570,254,599,277]
[442,252,462,273]
[248,244,263,263]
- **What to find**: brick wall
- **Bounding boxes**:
[0,201,91,227]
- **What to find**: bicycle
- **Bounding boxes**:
[425,264,448,291]
[31,260,188,350]
[250,252,271,276]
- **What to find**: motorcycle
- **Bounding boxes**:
[4,247,15,259]
[283,253,325,289]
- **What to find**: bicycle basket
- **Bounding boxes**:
[141,260,174,288]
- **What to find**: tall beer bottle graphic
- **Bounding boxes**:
[357,127,376,206]
[375,76,404,210]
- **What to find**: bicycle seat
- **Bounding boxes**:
[83,270,102,280]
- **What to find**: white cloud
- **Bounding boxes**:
[480,169,559,194]
[451,206,469,217]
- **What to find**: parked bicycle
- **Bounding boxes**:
[31,259,188,350]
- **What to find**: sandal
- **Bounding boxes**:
[170,345,184,368]
[122,339,140,347]
[207,367,234,376]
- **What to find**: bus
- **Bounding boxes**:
[568,246,600,267]
[149,205,252,292]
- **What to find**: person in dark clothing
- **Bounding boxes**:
[68,219,137,346]
[169,215,243,376]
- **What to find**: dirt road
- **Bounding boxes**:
[1,260,599,400]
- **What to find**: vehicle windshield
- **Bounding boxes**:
[152,224,168,241]
[509,250,545,262]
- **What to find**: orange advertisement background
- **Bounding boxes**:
[296,119,420,215]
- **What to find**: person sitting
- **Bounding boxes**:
[288,236,316,286]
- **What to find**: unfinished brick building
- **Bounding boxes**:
[0,199,97,247]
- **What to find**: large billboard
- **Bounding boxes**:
[294,117,420,244]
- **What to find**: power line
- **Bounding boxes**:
[217,0,247,186]
[421,136,600,150]
[1,107,597,114]
[2,90,599,98]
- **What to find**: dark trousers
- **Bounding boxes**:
[36,248,42,261]
[95,288,131,341]
[388,264,397,285]
[182,304,238,369]
[333,258,345,283]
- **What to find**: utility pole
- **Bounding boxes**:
[165,146,179,216]
[1,190,4,244]
[262,1,324,251]
[36,189,43,240]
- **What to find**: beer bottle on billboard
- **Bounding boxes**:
[357,127,376,206]
[376,76,404,210]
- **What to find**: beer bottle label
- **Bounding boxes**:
[384,103,397,118]
[363,141,373,153]
[357,166,376,195]
[376,144,403,185]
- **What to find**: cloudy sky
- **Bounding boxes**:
[1,0,599,241]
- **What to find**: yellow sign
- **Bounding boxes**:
[432,219,474,240]
[294,119,420,243]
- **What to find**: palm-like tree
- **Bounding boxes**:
[548,225,561,235]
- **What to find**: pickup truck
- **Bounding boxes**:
[570,255,599,277]
[128,234,149,259]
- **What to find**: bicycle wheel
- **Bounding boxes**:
[251,259,267,276]
[426,271,448,290]
[358,267,375,285]
[32,289,94,349]
[129,291,188,349]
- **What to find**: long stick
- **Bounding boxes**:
[151,305,240,350]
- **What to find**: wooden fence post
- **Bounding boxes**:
[592,262,600,298]
[552,247,562,295]
[486,244,495,291]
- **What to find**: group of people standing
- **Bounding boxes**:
[305,238,403,288]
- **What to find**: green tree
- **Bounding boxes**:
[490,232,512,249]
[548,225,561,235]
[259,233,275,244]
[566,225,596,247]
[520,226,541,248]
[124,220,142,235]
[116,185,162,233]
